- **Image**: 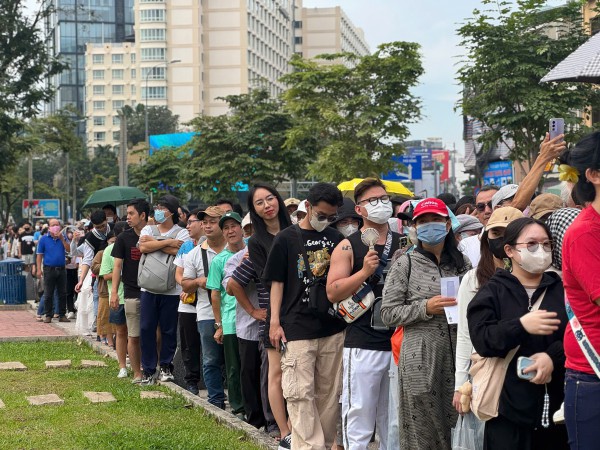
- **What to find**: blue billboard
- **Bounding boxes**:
[407,147,434,171]
[384,155,423,181]
[22,199,61,218]
[483,161,513,186]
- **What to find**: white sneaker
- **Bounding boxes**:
[553,402,565,424]
[117,368,128,378]
[159,367,174,382]
[66,312,76,319]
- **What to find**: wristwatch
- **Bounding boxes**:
[214,322,222,330]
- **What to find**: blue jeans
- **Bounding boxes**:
[197,319,226,407]
[565,368,600,450]
[37,291,59,316]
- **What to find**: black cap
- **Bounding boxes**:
[330,198,363,227]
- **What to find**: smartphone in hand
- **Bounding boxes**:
[280,339,287,354]
[549,118,564,141]
[517,356,536,380]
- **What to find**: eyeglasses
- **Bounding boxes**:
[253,195,277,208]
[475,201,493,212]
[187,219,202,224]
[312,211,338,223]
[358,195,391,206]
[515,241,554,252]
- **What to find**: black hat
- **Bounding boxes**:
[437,193,457,212]
[330,198,363,228]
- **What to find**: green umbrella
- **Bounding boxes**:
[82,186,148,209]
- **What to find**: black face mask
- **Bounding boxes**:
[488,237,507,259]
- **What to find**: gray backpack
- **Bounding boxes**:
[137,225,181,293]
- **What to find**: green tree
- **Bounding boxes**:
[185,88,302,203]
[121,104,179,146]
[281,42,424,182]
[129,146,187,200]
[457,0,600,168]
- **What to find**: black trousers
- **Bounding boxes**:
[238,337,266,428]
[178,311,202,385]
[66,268,78,313]
[43,266,67,318]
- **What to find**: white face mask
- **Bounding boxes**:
[338,223,358,237]
[309,214,329,233]
[408,226,418,245]
[363,201,393,224]
[515,247,552,274]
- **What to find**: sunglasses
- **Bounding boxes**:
[475,201,493,212]
[312,211,338,223]
[515,241,554,253]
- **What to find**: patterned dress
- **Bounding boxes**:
[382,248,471,449]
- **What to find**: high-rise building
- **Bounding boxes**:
[44,0,135,124]
[85,0,370,153]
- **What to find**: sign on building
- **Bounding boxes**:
[22,199,61,218]
[483,161,513,186]
[384,155,423,181]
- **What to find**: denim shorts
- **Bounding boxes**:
[109,304,126,325]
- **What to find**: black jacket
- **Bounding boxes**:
[467,269,567,426]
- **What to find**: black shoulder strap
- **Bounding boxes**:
[201,247,212,302]
[294,225,314,281]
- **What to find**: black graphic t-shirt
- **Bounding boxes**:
[19,232,35,255]
[111,228,142,298]
[264,225,345,341]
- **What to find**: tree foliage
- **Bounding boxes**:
[281,42,424,182]
[121,104,179,147]
[129,146,187,200]
[185,88,303,203]
[457,0,600,166]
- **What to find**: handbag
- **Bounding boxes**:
[451,412,484,450]
[294,225,337,321]
[335,230,393,324]
[469,288,546,421]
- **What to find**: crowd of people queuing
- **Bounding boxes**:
[2,129,600,450]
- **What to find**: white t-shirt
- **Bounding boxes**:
[174,241,196,314]
[140,224,190,296]
[458,233,481,268]
[182,241,219,321]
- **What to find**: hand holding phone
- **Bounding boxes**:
[517,356,536,380]
[279,339,287,354]
[549,118,564,142]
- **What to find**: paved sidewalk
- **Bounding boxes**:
[0,309,69,339]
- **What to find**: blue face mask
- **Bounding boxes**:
[417,222,448,245]
[243,237,250,245]
[154,209,168,224]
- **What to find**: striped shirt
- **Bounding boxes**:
[232,258,269,339]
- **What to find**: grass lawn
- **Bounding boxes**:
[0,340,262,449]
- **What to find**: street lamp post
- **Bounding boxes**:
[144,59,181,150]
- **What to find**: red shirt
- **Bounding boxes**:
[563,205,600,374]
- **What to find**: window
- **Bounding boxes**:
[94,132,106,141]
[142,66,165,80]
[112,85,124,95]
[294,36,302,45]
[112,69,124,79]
[131,53,136,63]
[113,116,121,126]
[93,101,105,110]
[131,85,136,95]
[142,86,166,99]
[92,85,105,95]
[92,54,104,64]
[141,28,166,41]
[112,54,124,64]
[93,116,105,126]
[141,48,166,61]
[140,9,165,22]
[113,131,121,141]
[113,100,125,109]
[92,70,104,80]
[131,69,137,79]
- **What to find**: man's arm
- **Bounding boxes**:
[512,133,566,211]
[228,277,266,321]
[326,239,379,302]
[34,253,43,278]
[269,281,286,350]
[175,266,184,285]
[138,237,180,254]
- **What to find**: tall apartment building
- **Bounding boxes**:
[44,0,135,118]
[85,0,369,154]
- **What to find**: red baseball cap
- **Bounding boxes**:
[412,198,449,220]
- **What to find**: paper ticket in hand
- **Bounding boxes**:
[441,276,460,325]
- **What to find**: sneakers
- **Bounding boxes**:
[131,377,143,384]
[553,402,565,424]
[58,316,71,323]
[43,317,52,323]
[140,372,156,386]
[185,383,199,396]
[159,367,174,382]
[66,312,76,319]
[278,433,292,450]
[117,368,128,378]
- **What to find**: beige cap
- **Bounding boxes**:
[284,198,300,207]
[197,206,225,219]
[241,213,251,229]
[529,194,564,220]
[485,206,524,231]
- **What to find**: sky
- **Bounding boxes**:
[302,0,567,154]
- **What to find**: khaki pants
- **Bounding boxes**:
[281,332,344,450]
